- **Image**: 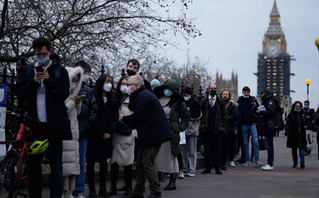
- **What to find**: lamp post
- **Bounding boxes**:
[305,79,311,101]
[315,37,319,160]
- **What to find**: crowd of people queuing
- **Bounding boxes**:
[15,37,319,198]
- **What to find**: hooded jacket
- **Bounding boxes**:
[62,66,83,177]
[154,79,191,156]
[258,89,279,137]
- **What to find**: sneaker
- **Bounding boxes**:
[261,164,274,171]
[187,173,195,177]
[242,161,251,167]
[178,170,184,179]
[230,161,236,167]
[255,161,263,166]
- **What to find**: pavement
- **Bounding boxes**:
[20,133,319,198]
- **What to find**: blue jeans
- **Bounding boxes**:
[241,124,259,162]
[180,136,198,174]
[292,148,305,165]
[265,136,274,166]
[73,137,88,196]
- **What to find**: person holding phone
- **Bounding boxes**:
[16,37,72,198]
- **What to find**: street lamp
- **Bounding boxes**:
[315,37,319,160]
[305,79,311,101]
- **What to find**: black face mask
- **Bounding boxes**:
[126,69,136,76]
[210,89,216,97]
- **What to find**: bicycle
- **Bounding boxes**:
[0,103,49,198]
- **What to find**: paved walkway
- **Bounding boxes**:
[21,133,319,198]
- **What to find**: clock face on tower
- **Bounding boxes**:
[268,45,279,56]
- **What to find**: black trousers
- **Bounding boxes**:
[28,140,63,198]
[86,157,108,193]
[203,132,223,171]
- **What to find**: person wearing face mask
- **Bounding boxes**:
[86,74,118,197]
[16,37,72,198]
[256,89,281,171]
[124,59,151,90]
[199,83,227,175]
[236,86,263,167]
[285,101,307,169]
[303,100,315,155]
[153,79,190,190]
[108,75,137,196]
[73,61,98,198]
[179,87,202,177]
[62,66,83,198]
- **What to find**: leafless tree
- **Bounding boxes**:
[0,0,200,73]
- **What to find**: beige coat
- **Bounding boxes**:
[111,97,137,166]
[62,66,83,178]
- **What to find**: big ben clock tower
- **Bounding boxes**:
[257,0,292,109]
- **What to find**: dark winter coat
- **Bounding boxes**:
[122,85,173,148]
[77,84,98,138]
[86,74,118,159]
[154,79,191,156]
[16,59,72,141]
[200,96,227,135]
[225,101,239,136]
[258,90,279,137]
[285,111,307,149]
[237,96,259,126]
[303,107,315,131]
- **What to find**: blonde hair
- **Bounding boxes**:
[219,88,231,99]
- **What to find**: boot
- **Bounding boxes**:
[164,173,177,190]
[109,163,119,195]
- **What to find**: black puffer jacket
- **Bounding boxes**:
[258,89,279,137]
[286,110,307,149]
[122,85,173,148]
[77,84,98,138]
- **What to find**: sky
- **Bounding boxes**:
[164,0,319,108]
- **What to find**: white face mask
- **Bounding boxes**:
[70,82,77,90]
[126,86,132,96]
[184,96,191,101]
[103,83,112,92]
[243,95,249,98]
[120,86,127,94]
[82,74,89,82]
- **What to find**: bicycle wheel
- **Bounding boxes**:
[0,151,23,198]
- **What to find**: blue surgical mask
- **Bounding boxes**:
[36,56,50,65]
[304,105,309,109]
[164,89,173,97]
[294,109,301,112]
[231,99,234,103]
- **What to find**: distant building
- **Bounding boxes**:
[215,70,238,100]
[256,0,294,111]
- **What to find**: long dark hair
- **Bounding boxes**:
[93,74,116,108]
[115,75,129,107]
[290,101,303,113]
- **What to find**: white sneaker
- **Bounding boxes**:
[178,170,184,179]
[188,173,195,177]
[261,164,274,171]
[230,161,236,167]
[255,161,263,166]
[242,161,251,167]
[63,191,74,198]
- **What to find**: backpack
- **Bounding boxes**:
[268,98,284,131]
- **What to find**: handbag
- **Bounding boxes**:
[268,113,284,131]
[258,136,266,151]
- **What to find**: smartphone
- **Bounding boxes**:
[35,66,44,73]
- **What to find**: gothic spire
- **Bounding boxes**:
[270,0,280,17]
